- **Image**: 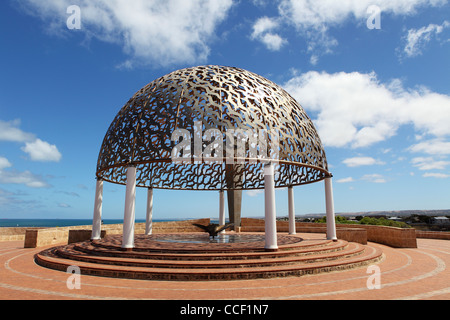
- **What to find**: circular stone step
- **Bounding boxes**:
[70,238,346,261]
[52,241,362,269]
[34,233,383,281]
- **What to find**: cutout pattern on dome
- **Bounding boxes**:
[96,65,329,190]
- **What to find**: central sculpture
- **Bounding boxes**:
[193,223,234,239]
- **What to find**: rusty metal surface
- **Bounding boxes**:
[96,65,329,190]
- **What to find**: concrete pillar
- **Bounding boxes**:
[325,176,337,241]
[225,164,243,230]
[219,190,226,233]
[91,178,103,240]
[288,186,296,235]
[264,162,278,251]
[145,188,153,235]
[122,166,137,249]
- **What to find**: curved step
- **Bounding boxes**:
[86,234,328,254]
[71,239,348,261]
[54,242,362,269]
[35,243,383,281]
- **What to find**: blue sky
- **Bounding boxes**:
[0,0,449,220]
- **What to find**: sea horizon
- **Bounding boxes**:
[0,218,205,228]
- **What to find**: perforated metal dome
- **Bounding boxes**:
[96,65,330,190]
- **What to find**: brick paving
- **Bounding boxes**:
[0,233,449,300]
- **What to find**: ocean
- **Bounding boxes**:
[0,219,164,228]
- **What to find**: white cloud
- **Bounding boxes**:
[0,119,35,142]
[423,172,450,178]
[21,139,62,162]
[19,0,234,67]
[0,169,50,188]
[260,33,287,51]
[278,0,447,28]
[409,139,450,155]
[361,174,387,183]
[309,55,319,65]
[283,71,450,149]
[251,16,287,51]
[246,189,264,197]
[1,118,62,162]
[0,157,12,170]
[343,157,385,167]
[403,21,450,57]
[411,157,450,170]
[0,188,38,209]
[251,0,448,62]
[0,120,58,188]
[336,177,355,183]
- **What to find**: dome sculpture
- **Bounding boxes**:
[96,65,330,190]
[91,65,338,251]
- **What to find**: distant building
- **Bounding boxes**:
[432,216,450,225]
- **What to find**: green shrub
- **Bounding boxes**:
[314,216,410,228]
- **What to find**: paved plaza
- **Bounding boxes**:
[0,234,448,300]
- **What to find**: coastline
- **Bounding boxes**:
[0,218,188,228]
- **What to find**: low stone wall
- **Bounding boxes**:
[241,218,416,248]
[0,227,29,242]
[240,218,367,245]
[338,223,417,248]
[416,230,450,240]
[24,228,68,248]
[336,228,367,245]
[68,230,107,244]
[23,219,210,248]
[8,218,443,248]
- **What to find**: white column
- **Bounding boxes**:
[145,188,153,235]
[288,186,296,235]
[219,190,225,233]
[91,178,103,240]
[122,166,137,249]
[325,176,337,241]
[264,162,278,251]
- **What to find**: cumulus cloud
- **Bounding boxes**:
[246,189,264,197]
[58,202,71,208]
[403,21,450,57]
[283,71,450,149]
[0,119,62,162]
[423,172,450,178]
[18,0,234,67]
[0,157,12,170]
[361,174,387,183]
[343,157,385,167]
[251,16,287,51]
[409,139,450,155]
[21,139,62,162]
[336,177,355,183]
[0,169,50,188]
[250,0,447,62]
[0,119,35,142]
[0,119,60,188]
[277,0,446,28]
[411,157,450,170]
